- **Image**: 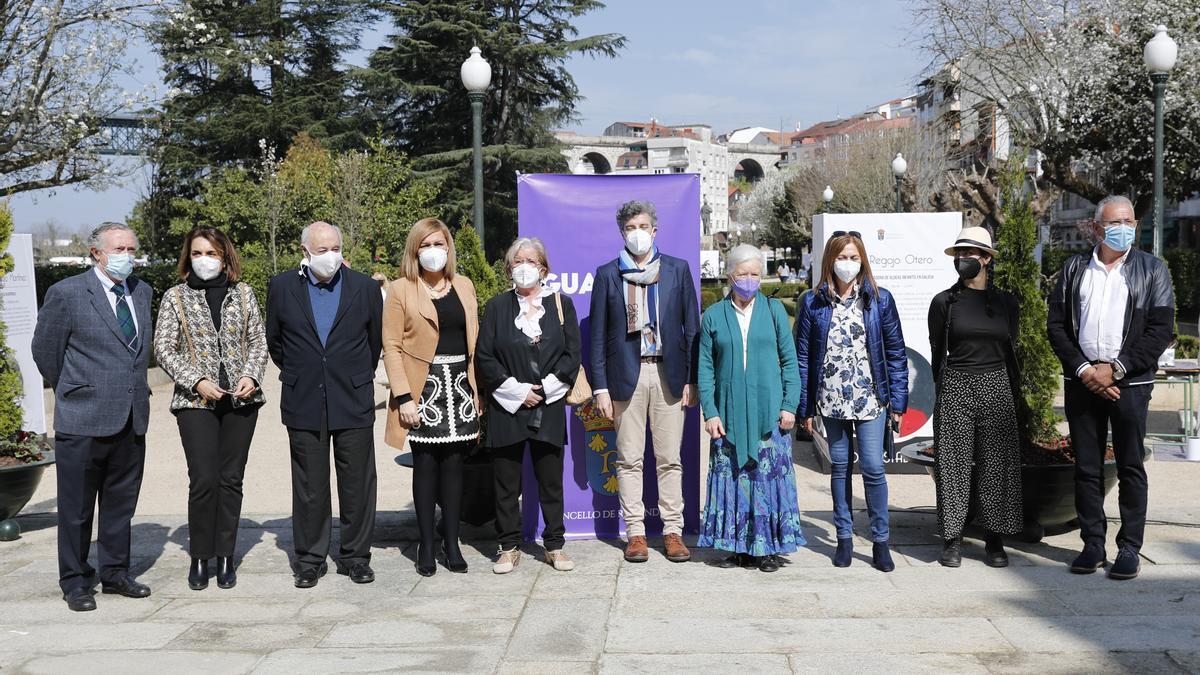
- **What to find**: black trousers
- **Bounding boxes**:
[286,408,377,572]
[1065,379,1152,553]
[492,439,566,551]
[54,414,145,593]
[176,400,260,559]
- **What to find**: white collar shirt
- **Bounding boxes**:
[1078,246,1129,365]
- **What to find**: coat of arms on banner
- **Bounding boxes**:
[574,401,619,496]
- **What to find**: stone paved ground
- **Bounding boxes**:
[3,365,1200,673]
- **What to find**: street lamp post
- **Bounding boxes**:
[751,223,758,247]
[461,46,492,245]
[1144,25,1177,259]
[822,185,834,213]
[891,153,907,213]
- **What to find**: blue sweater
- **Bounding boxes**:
[305,267,342,347]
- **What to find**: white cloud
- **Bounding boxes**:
[671,48,720,65]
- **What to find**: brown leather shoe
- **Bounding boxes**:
[664,533,691,562]
[624,535,649,563]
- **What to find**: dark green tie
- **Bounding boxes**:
[111,284,138,351]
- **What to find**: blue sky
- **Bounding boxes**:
[10,0,928,236]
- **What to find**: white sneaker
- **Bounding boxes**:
[493,547,521,574]
[545,549,576,572]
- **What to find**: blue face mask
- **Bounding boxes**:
[104,252,134,282]
[1103,224,1136,252]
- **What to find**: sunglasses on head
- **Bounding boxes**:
[831,231,862,239]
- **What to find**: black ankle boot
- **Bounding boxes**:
[940,537,962,568]
[984,532,1008,568]
[188,558,209,590]
[216,556,237,588]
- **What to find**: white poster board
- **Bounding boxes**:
[0,234,46,434]
[812,213,962,444]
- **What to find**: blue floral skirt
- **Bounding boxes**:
[697,429,805,556]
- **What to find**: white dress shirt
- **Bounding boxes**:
[732,295,755,369]
[1076,246,1129,376]
[491,287,568,414]
[93,265,138,335]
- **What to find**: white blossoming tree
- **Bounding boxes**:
[0,0,156,196]
[915,0,1200,213]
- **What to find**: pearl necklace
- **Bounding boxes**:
[422,276,449,298]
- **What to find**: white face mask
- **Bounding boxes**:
[625,228,653,257]
[833,260,861,284]
[191,256,223,281]
[305,249,343,279]
[418,246,448,273]
[512,263,542,289]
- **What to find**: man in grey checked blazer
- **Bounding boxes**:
[33,223,155,612]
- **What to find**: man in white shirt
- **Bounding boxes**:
[1047,195,1176,581]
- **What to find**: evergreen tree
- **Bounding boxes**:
[992,160,1060,445]
[151,1,372,197]
[362,0,625,254]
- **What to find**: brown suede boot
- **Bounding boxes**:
[624,535,649,563]
[664,533,691,562]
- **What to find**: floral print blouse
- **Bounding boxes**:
[817,286,882,421]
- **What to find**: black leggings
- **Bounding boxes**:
[410,440,470,565]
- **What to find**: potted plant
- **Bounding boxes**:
[0,201,55,541]
[903,161,1117,542]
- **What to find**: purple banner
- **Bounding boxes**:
[517,173,702,540]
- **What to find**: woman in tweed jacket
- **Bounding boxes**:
[154,227,268,591]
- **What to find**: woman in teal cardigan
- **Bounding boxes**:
[697,244,805,572]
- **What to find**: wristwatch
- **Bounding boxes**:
[1112,361,1126,381]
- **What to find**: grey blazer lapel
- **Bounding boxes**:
[289,272,320,338]
[87,272,132,349]
[330,271,362,335]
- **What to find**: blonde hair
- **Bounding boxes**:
[503,237,551,280]
[401,218,457,282]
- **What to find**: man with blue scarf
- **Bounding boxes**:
[1048,195,1175,581]
[590,200,700,563]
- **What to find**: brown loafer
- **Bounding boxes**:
[664,533,691,562]
[624,535,649,563]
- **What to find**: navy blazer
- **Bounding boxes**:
[795,281,909,418]
[265,267,383,431]
[589,253,699,401]
[33,270,154,437]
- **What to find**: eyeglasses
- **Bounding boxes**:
[831,231,862,239]
[1099,219,1136,228]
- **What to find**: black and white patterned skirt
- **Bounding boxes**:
[409,354,479,445]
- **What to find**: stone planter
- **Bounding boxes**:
[900,444,1117,542]
[0,450,55,541]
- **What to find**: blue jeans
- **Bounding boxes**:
[823,414,889,542]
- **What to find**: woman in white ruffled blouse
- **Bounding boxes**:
[475,237,582,574]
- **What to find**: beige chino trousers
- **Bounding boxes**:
[612,362,686,537]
